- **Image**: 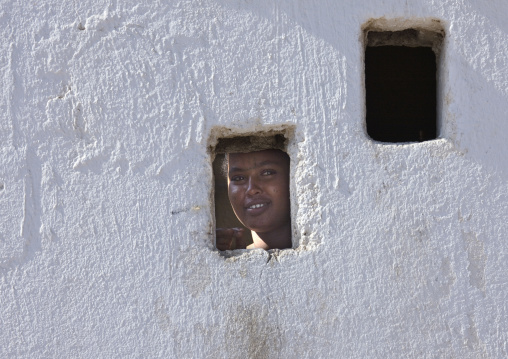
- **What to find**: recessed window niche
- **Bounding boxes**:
[211,132,292,251]
[364,23,445,142]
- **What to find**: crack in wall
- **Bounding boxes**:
[0,148,42,276]
[8,41,21,149]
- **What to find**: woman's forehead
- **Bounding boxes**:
[228,150,288,169]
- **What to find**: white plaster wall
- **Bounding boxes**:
[1,1,507,358]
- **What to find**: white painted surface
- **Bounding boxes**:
[1,1,507,358]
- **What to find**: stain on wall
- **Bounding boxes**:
[463,231,486,293]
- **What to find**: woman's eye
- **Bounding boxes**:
[261,169,276,176]
[230,175,244,181]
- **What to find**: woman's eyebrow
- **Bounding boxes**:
[257,160,279,167]
[228,167,244,173]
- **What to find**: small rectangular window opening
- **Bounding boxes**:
[212,133,292,251]
[365,27,444,142]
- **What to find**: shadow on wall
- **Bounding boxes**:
[212,0,508,176]
[213,0,354,52]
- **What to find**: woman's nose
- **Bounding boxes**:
[246,177,261,195]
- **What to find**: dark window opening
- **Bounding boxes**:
[365,29,442,142]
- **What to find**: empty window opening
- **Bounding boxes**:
[212,134,292,251]
[365,28,443,142]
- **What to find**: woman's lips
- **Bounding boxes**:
[248,203,266,209]
[245,202,270,215]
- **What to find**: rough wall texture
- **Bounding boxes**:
[1,1,507,358]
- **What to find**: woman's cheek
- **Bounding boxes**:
[228,186,243,203]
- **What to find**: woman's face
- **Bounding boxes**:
[227,150,290,235]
